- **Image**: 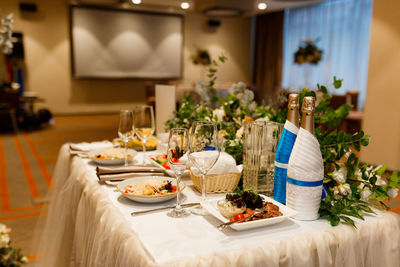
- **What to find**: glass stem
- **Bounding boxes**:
[124,140,128,166]
[142,139,147,164]
[201,173,207,204]
[175,172,182,211]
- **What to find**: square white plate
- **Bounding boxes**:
[203,195,297,231]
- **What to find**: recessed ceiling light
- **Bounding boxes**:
[258,3,267,10]
[181,2,190,9]
[132,0,141,4]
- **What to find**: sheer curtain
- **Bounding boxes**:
[281,0,373,109]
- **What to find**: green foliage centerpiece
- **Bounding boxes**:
[166,57,400,227]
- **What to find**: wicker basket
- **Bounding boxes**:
[189,171,241,193]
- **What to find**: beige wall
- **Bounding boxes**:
[361,0,400,171]
[2,0,251,114]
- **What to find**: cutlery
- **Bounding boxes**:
[216,209,267,229]
[131,202,200,216]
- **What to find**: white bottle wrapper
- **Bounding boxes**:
[286,128,324,220]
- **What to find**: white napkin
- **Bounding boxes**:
[286,128,324,220]
[185,152,240,176]
[69,141,114,155]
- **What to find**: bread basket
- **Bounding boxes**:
[189,171,241,193]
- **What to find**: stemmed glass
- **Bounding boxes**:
[118,110,133,166]
[188,121,220,215]
[167,128,190,218]
[133,105,155,164]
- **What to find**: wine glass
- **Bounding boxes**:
[133,105,155,164]
[167,128,190,218]
[118,110,133,166]
[188,121,220,215]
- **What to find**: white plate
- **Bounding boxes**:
[148,155,189,177]
[116,176,185,203]
[88,148,137,165]
[203,195,297,231]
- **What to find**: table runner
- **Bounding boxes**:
[34,143,400,267]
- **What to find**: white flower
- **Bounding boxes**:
[360,187,372,201]
[231,82,254,106]
[194,81,210,103]
[236,127,244,140]
[332,167,347,184]
[248,102,257,112]
[183,118,188,124]
[388,188,399,199]
[255,117,269,123]
[0,224,10,234]
[333,186,339,195]
[338,183,351,196]
[357,182,365,191]
[0,232,10,247]
[375,176,387,186]
[21,256,28,263]
[212,108,225,121]
[355,168,363,181]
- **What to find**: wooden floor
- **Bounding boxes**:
[0,114,399,264]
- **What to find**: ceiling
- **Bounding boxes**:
[71,0,324,16]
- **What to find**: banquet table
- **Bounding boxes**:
[35,142,400,267]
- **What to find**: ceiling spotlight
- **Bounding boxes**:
[181,2,190,9]
[258,2,267,10]
[132,0,141,4]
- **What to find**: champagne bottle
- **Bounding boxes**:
[273,94,299,204]
[286,96,324,220]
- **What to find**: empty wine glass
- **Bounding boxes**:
[133,105,155,164]
[167,128,190,218]
[118,110,133,166]
[188,121,220,215]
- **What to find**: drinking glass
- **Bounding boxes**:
[133,105,155,164]
[167,128,190,218]
[118,110,133,166]
[188,121,220,215]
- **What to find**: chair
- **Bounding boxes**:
[0,89,19,132]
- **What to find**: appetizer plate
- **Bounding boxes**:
[148,154,189,177]
[203,195,297,231]
[88,148,137,165]
[116,176,185,203]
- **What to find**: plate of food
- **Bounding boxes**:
[148,153,189,177]
[203,189,296,231]
[113,136,158,151]
[88,148,137,165]
[116,176,185,203]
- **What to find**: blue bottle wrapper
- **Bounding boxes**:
[273,126,297,204]
[273,166,288,204]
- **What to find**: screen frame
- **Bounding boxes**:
[69,4,184,80]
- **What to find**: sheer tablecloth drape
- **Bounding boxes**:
[34,143,400,267]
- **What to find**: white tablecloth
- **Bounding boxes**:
[34,143,400,267]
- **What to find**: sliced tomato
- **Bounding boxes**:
[232,213,245,221]
[172,185,177,191]
[162,162,170,169]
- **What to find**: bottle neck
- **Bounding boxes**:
[301,112,314,134]
[287,108,299,127]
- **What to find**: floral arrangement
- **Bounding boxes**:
[0,223,28,266]
[0,13,13,55]
[191,49,211,66]
[166,57,400,227]
[294,39,323,65]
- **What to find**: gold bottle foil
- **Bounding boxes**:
[301,96,315,134]
[287,94,299,127]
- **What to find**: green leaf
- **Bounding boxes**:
[339,216,356,227]
[375,165,387,175]
[333,76,343,89]
[329,215,340,226]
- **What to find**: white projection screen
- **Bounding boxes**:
[70,6,183,79]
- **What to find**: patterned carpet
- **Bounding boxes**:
[0,114,118,263]
[0,114,399,264]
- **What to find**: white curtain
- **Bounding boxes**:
[281,0,373,110]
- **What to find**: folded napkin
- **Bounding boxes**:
[96,165,165,182]
[187,152,240,176]
[286,128,324,220]
[69,141,114,154]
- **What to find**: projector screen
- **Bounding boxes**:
[70,6,183,79]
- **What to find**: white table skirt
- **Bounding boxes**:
[34,143,400,267]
